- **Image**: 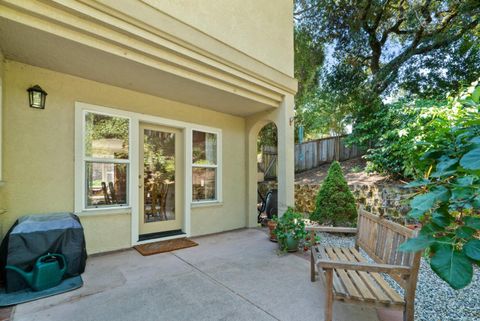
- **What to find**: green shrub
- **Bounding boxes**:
[310,161,357,225]
[399,80,480,290]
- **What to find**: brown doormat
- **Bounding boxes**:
[134,238,198,256]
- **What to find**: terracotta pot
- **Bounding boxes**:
[267,220,277,242]
[406,223,422,230]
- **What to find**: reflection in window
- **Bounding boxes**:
[192,131,217,165]
[86,162,127,207]
[192,168,216,201]
[192,130,218,202]
[85,112,129,159]
[82,111,130,209]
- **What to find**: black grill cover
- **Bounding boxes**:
[0,213,87,293]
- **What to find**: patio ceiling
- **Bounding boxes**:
[0,0,297,117]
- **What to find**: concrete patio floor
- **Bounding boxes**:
[11,229,379,321]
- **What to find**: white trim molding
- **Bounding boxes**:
[74,101,223,246]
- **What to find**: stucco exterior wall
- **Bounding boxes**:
[0,61,246,254]
[143,0,294,76]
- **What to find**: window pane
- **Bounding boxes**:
[192,131,217,165]
[192,168,216,201]
[86,162,128,207]
[143,129,176,222]
[85,112,129,159]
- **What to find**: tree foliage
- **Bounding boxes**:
[294,0,480,137]
[399,81,480,289]
[310,161,358,225]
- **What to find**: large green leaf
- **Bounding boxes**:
[404,178,430,188]
[455,226,476,239]
[464,216,480,229]
[431,186,450,202]
[451,187,476,201]
[431,211,452,228]
[409,193,436,215]
[464,240,480,261]
[455,176,475,186]
[430,248,473,290]
[398,234,434,252]
[436,157,458,172]
[460,147,480,170]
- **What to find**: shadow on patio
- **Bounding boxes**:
[10,229,378,321]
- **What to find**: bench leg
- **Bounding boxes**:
[325,268,333,321]
[310,249,316,282]
[404,294,415,321]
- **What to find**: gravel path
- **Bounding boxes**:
[318,233,480,321]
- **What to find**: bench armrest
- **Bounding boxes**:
[316,259,412,275]
[305,226,358,234]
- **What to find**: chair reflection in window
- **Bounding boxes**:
[144,178,174,222]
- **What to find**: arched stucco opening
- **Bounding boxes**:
[245,95,295,228]
[256,122,278,224]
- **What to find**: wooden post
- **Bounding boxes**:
[310,230,316,282]
[325,268,334,321]
[310,248,316,282]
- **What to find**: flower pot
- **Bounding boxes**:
[406,223,422,230]
[285,234,299,252]
[267,220,277,242]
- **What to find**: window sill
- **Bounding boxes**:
[76,207,131,217]
[191,201,223,208]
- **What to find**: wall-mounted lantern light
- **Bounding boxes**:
[27,85,47,109]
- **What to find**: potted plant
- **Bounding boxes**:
[274,208,308,252]
[267,216,278,242]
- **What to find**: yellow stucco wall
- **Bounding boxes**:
[0,61,246,254]
[143,0,294,76]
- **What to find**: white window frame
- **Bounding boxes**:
[191,129,222,204]
[76,109,132,212]
[74,102,223,245]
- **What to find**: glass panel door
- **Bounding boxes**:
[139,124,183,236]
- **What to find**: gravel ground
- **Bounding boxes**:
[317,233,480,321]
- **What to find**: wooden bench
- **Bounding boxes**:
[307,209,422,321]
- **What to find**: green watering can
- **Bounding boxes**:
[5,253,67,291]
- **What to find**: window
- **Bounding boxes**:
[83,112,130,208]
[192,130,219,202]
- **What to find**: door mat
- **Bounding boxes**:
[134,238,198,256]
[0,276,83,307]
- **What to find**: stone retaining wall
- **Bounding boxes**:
[258,181,413,223]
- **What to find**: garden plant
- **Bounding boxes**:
[399,80,480,290]
[274,208,309,252]
[310,161,357,226]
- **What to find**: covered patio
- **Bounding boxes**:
[10,229,377,321]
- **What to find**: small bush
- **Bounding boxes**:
[310,161,357,225]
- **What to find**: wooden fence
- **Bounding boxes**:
[259,135,364,179]
[295,135,363,172]
[260,145,277,179]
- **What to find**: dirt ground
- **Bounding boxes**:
[294,157,387,185]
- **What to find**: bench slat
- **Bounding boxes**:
[331,247,376,302]
[340,248,392,304]
[324,247,362,300]
[350,248,404,304]
[317,247,347,297]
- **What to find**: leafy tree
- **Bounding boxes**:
[257,122,277,151]
[399,80,480,289]
[361,98,450,179]
[310,161,357,225]
[294,27,325,139]
[294,0,480,139]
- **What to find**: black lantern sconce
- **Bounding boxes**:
[27,85,47,109]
